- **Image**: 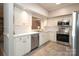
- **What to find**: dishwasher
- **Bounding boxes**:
[31,34,39,51]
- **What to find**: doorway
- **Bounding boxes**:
[0,3,3,56]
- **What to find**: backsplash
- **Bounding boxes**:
[44,26,58,32]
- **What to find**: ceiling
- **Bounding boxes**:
[38,3,78,12]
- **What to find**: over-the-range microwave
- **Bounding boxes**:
[58,21,69,26]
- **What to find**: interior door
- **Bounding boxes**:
[0,17,3,42]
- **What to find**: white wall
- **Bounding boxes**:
[49,4,79,17]
[4,3,14,56]
[16,3,48,17]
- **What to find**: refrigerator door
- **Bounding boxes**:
[72,12,77,56]
[72,11,79,56]
[75,12,79,56]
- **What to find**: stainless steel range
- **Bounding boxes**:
[56,19,70,45]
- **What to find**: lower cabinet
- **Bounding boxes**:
[49,31,56,42]
[14,35,31,56]
[39,32,49,46]
[14,32,49,56]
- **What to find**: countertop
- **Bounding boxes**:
[13,31,50,37]
[13,32,39,37]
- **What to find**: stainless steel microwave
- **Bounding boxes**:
[58,21,69,26]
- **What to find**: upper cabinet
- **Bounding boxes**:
[32,17,41,29]
[13,6,32,34]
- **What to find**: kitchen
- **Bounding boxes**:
[3,3,79,56]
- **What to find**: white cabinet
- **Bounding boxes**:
[14,35,31,56]
[39,32,49,46]
[49,31,56,42]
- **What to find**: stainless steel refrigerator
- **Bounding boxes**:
[72,11,79,56]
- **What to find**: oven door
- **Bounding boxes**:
[57,34,69,43]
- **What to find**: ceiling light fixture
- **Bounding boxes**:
[56,3,61,4]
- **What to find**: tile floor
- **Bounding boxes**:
[27,41,73,56]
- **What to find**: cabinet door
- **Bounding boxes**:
[24,35,31,53]
[14,37,24,56]
[39,33,44,46]
[49,32,56,42]
[21,35,31,55]
[44,32,49,42]
[39,32,49,46]
[14,35,31,56]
